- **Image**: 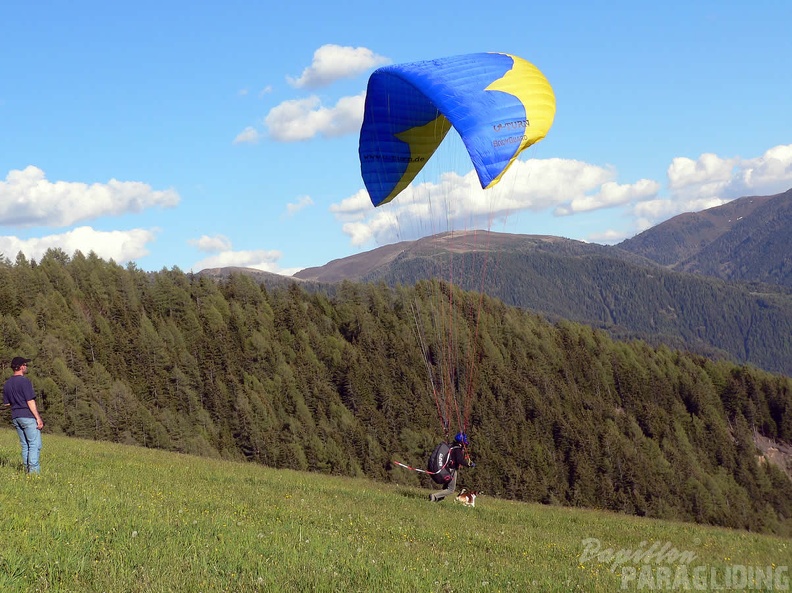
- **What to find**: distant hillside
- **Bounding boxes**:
[199,266,309,286]
[2,252,792,535]
[619,188,792,286]
[293,233,633,283]
[295,239,415,283]
[289,230,792,376]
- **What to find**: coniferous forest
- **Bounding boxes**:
[2,248,791,536]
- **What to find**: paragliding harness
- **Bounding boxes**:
[427,442,454,484]
[392,441,468,484]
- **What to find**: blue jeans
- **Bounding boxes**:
[12,417,42,474]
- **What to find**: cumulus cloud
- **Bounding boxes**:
[668,144,792,202]
[631,143,792,230]
[233,126,261,145]
[331,144,792,248]
[631,195,727,232]
[189,234,233,252]
[332,158,657,247]
[188,234,299,276]
[240,44,385,144]
[287,44,390,89]
[589,228,630,243]
[329,188,372,221]
[239,85,273,98]
[285,195,314,216]
[667,152,738,191]
[554,178,660,215]
[0,166,180,227]
[265,92,365,141]
[192,249,294,275]
[0,226,156,264]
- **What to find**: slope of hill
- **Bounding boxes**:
[2,251,792,536]
[619,188,792,286]
[4,431,788,592]
[290,230,792,375]
[199,265,309,286]
[294,231,650,283]
[294,239,415,283]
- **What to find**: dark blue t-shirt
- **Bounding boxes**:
[2,375,36,419]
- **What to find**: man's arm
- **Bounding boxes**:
[453,446,475,467]
[27,399,44,429]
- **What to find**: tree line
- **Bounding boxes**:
[1,248,791,535]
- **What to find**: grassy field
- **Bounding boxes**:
[0,428,789,592]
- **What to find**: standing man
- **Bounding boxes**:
[2,356,44,474]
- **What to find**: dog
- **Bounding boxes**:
[454,488,478,507]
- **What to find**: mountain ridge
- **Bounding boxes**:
[200,189,792,376]
[619,188,792,285]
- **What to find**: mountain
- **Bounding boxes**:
[203,190,792,376]
[199,265,310,287]
[619,188,792,286]
[295,232,649,283]
[290,230,792,376]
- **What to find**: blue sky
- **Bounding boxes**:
[1,1,791,276]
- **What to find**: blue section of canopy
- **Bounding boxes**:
[359,52,554,207]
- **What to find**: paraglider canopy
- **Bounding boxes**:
[358,52,556,207]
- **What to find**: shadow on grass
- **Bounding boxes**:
[396,487,431,501]
[0,453,25,474]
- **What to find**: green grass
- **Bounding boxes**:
[0,429,789,592]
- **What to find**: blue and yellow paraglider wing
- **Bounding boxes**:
[358,71,453,207]
[359,52,556,207]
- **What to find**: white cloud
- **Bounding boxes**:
[240,85,273,98]
[192,249,291,275]
[329,188,371,220]
[188,235,300,276]
[721,144,792,197]
[189,234,232,252]
[233,126,261,145]
[285,195,314,216]
[331,144,792,248]
[630,143,792,230]
[0,226,156,263]
[287,44,390,89]
[589,228,630,243]
[0,166,180,228]
[668,152,737,191]
[667,145,792,202]
[631,195,728,232]
[333,157,644,247]
[265,92,365,141]
[554,178,660,215]
[245,45,385,144]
